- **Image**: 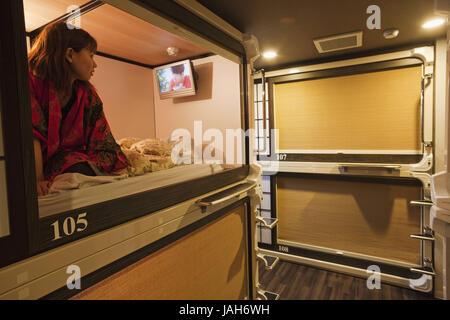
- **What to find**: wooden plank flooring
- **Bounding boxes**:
[258,261,436,300]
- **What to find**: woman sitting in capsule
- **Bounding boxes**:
[28,21,129,196]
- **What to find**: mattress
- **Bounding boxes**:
[39,163,226,218]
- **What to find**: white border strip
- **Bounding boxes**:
[255,46,434,79]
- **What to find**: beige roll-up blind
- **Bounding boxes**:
[277,176,421,265]
[274,66,422,152]
[71,204,248,300]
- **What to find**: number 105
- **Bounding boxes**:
[51,212,88,241]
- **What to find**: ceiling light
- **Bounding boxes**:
[422,18,445,29]
[167,46,179,56]
[289,69,300,74]
[262,51,277,59]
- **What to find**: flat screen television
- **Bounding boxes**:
[155,59,197,99]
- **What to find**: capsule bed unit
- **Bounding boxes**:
[0,0,263,300]
[257,47,436,292]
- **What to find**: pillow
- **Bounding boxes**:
[130,138,173,157]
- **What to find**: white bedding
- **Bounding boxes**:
[38,163,226,218]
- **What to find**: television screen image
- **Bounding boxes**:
[155,60,197,99]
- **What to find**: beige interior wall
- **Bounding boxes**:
[277,176,422,265]
[91,55,156,141]
[153,55,242,163]
[274,66,422,152]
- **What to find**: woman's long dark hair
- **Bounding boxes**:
[28,21,97,95]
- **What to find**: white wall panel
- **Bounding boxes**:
[261,194,271,210]
[261,175,270,193]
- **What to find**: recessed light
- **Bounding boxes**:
[167,46,179,56]
[422,18,445,29]
[262,51,277,59]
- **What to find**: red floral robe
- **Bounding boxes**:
[29,71,129,182]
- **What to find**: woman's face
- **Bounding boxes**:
[67,48,97,81]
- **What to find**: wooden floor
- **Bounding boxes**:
[258,260,436,300]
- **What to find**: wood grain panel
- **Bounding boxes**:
[23,0,88,32]
[277,176,421,265]
[71,204,248,300]
[258,261,435,300]
[274,66,422,151]
[81,4,210,66]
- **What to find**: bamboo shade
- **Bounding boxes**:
[274,66,422,152]
[72,204,248,300]
[277,176,421,265]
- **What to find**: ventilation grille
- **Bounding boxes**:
[314,31,363,53]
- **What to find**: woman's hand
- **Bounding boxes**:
[36,180,51,197]
[111,168,128,176]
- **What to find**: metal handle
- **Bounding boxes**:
[409,200,433,207]
[410,266,436,276]
[256,288,280,300]
[420,73,432,146]
[254,69,267,153]
[256,216,278,229]
[257,253,280,270]
[338,164,401,171]
[197,195,238,207]
[196,182,256,207]
[410,234,435,241]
